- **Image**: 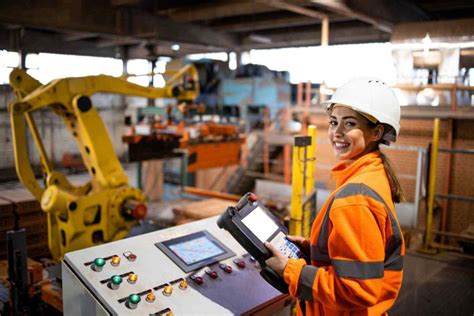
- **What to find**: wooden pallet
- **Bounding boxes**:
[173,198,233,225]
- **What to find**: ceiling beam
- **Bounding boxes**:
[63,32,99,42]
[160,1,280,22]
[257,0,328,20]
[0,28,118,58]
[0,1,238,49]
[311,0,393,33]
[391,18,474,43]
[214,14,351,33]
[239,23,388,49]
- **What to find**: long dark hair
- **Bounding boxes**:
[379,150,405,203]
[368,121,405,203]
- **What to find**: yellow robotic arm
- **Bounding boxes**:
[8,65,199,260]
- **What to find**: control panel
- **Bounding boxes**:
[62,216,290,315]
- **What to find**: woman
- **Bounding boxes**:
[265,78,405,316]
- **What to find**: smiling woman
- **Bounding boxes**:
[265,77,406,316]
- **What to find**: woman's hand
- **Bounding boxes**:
[264,242,289,277]
[287,235,310,258]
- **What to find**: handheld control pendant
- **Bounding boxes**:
[217,192,306,293]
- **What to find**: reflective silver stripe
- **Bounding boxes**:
[385,254,404,271]
[313,195,336,262]
[311,244,330,264]
[311,183,404,272]
[297,265,318,302]
[333,259,384,279]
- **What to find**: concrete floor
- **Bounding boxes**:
[390,251,474,315]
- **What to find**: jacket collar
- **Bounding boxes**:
[331,151,382,188]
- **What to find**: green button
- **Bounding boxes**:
[128,294,141,304]
[94,258,106,267]
[111,275,122,285]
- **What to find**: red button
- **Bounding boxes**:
[193,276,204,285]
[128,254,137,261]
[237,260,246,268]
[131,203,147,220]
[208,271,218,279]
[224,266,232,273]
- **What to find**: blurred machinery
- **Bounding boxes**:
[122,113,245,173]
[122,61,246,178]
[7,64,199,261]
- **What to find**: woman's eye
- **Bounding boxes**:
[329,120,337,126]
[345,121,356,128]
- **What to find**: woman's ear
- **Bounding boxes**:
[373,124,384,142]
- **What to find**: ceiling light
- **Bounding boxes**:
[248,34,272,44]
[171,44,180,51]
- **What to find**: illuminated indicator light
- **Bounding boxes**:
[111,256,121,266]
[92,258,105,271]
[162,285,173,296]
[110,275,122,290]
[146,291,156,303]
[166,312,174,316]
[127,294,141,309]
[127,273,138,284]
[179,279,188,290]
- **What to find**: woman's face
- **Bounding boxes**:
[328,106,382,163]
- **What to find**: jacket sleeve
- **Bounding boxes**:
[283,203,386,310]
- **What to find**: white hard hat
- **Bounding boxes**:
[321,77,400,145]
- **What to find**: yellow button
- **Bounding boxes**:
[166,312,173,316]
[162,285,173,296]
[128,273,138,284]
[179,279,188,290]
[146,291,155,303]
[111,256,121,266]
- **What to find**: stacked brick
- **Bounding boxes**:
[0,189,50,260]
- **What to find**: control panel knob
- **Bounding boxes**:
[162,285,173,296]
[127,294,141,309]
[110,256,121,267]
[127,273,138,284]
[146,291,156,303]
[109,275,122,290]
[91,258,106,272]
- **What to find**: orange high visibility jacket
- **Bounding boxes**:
[283,151,404,316]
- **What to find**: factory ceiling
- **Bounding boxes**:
[0,0,474,60]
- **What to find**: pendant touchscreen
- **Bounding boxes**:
[218,193,306,294]
[241,206,304,260]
